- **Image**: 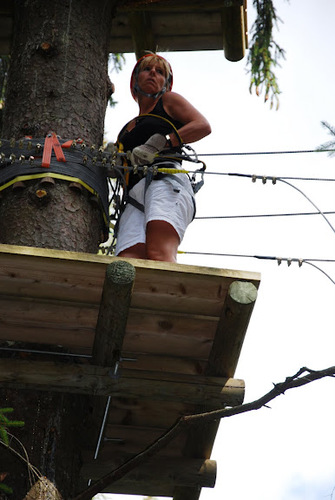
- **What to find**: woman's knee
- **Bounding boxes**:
[146,220,179,262]
[117,243,146,259]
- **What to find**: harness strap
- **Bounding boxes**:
[126,194,144,213]
[41,132,66,168]
[126,171,196,219]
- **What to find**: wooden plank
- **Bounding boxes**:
[117,0,244,13]
[0,301,218,357]
[120,353,207,375]
[0,359,244,407]
[0,244,260,281]
[97,424,182,458]
[81,456,216,496]
[106,398,199,429]
[124,309,217,358]
[0,257,232,317]
[0,296,97,349]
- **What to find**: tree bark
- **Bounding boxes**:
[0,0,117,497]
[0,0,116,252]
[2,0,115,144]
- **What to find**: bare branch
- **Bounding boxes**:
[72,366,335,500]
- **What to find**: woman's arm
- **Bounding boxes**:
[162,91,211,146]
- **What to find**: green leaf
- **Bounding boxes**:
[0,427,9,446]
[0,482,13,494]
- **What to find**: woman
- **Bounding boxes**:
[115,53,211,262]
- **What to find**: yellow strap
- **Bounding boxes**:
[157,167,190,174]
[118,142,130,185]
[0,173,108,226]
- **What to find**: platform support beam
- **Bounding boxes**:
[173,280,258,500]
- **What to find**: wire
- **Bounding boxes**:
[178,251,335,285]
[277,178,335,235]
[194,149,335,157]
[304,261,335,286]
[111,165,335,184]
[178,250,335,264]
[195,210,335,220]
[202,171,335,183]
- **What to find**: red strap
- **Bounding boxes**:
[61,138,84,148]
[52,133,66,162]
[41,134,53,168]
[61,140,73,148]
[41,132,66,168]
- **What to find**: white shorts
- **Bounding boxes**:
[115,173,195,255]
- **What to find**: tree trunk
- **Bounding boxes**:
[0,386,88,499]
[0,0,116,252]
[2,0,114,144]
[0,0,116,497]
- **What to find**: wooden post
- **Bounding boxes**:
[92,260,136,368]
[173,281,258,500]
[87,260,136,488]
[221,2,247,62]
[207,280,258,378]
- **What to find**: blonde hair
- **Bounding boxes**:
[137,54,170,79]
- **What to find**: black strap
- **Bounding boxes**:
[126,194,144,213]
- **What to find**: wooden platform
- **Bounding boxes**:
[0,0,248,62]
[0,244,260,498]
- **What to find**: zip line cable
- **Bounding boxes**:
[195,211,335,220]
[178,252,335,264]
[277,178,335,235]
[202,171,335,183]
[177,251,335,285]
[179,170,335,285]
[304,261,335,286]
[194,149,335,157]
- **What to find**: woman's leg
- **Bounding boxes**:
[117,242,146,259]
[145,220,180,262]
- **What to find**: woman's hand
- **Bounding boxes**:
[130,133,167,165]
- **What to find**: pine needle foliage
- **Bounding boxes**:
[0,407,25,495]
[317,121,335,156]
[247,0,287,109]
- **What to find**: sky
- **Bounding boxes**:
[96,1,335,499]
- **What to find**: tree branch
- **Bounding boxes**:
[72,366,335,500]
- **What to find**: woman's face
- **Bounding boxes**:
[137,62,166,95]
